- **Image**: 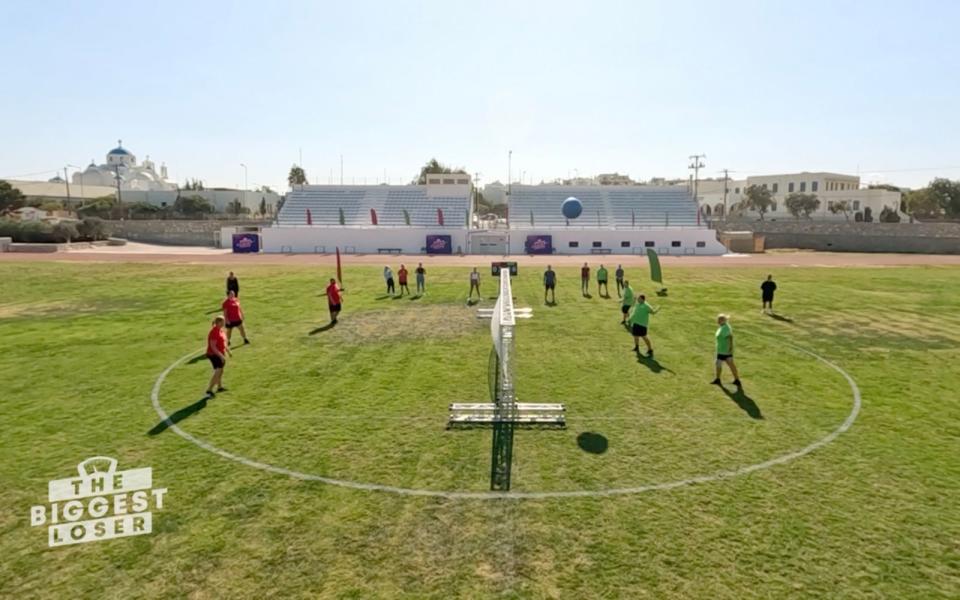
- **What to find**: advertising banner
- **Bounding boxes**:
[525,235,553,255]
[232,233,260,253]
[425,234,452,254]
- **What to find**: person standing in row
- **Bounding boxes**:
[204,316,229,398]
[615,264,625,298]
[543,265,557,304]
[226,271,240,297]
[415,263,426,295]
[468,267,481,300]
[221,291,249,346]
[620,280,634,324]
[326,278,342,323]
[580,262,590,296]
[761,275,777,314]
[597,264,609,297]
[628,294,658,357]
[712,314,742,389]
[398,264,410,296]
[383,266,395,295]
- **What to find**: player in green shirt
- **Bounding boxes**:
[620,281,635,324]
[711,314,742,388]
[628,295,658,356]
[597,265,609,297]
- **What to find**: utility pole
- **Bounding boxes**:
[240,163,248,212]
[722,168,730,221]
[688,153,706,200]
[63,166,71,205]
[507,150,512,229]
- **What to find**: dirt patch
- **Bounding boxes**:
[329,303,483,345]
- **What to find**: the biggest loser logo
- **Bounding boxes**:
[30,456,167,548]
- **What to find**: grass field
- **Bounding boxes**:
[1,260,959,599]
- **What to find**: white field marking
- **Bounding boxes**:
[151,337,861,500]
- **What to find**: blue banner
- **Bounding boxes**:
[425,234,452,254]
[232,233,260,253]
[525,235,553,254]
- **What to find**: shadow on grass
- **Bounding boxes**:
[205,308,221,315]
[769,312,795,323]
[635,351,675,374]
[148,397,209,436]
[656,289,669,297]
[577,432,608,454]
[545,300,558,307]
[582,293,593,299]
[720,385,763,420]
[186,354,208,365]
[309,322,337,335]
[409,294,423,301]
[375,294,393,300]
[392,295,407,301]
[466,298,480,306]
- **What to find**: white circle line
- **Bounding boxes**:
[150,338,861,500]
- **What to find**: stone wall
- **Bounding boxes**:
[715,221,960,254]
[108,220,270,247]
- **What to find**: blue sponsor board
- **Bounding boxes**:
[232,233,260,253]
[425,234,452,254]
[525,235,553,255]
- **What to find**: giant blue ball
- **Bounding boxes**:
[562,197,583,219]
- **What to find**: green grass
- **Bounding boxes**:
[1,261,959,599]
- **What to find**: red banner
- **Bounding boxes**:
[370,208,378,225]
[306,208,313,225]
[437,207,444,226]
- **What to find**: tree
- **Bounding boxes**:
[413,158,467,185]
[174,195,214,216]
[51,221,79,243]
[828,199,852,221]
[288,165,308,188]
[182,178,205,191]
[742,185,774,220]
[256,185,275,194]
[259,197,267,216]
[0,180,27,212]
[77,196,118,218]
[927,178,960,216]
[868,184,901,192]
[906,188,941,218]
[784,193,820,219]
[879,206,901,223]
[863,206,873,222]
[227,199,250,216]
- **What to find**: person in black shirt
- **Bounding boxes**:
[615,264,625,298]
[415,263,426,295]
[226,271,240,297]
[761,275,777,314]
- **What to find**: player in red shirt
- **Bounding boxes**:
[580,262,590,296]
[326,278,342,324]
[205,316,230,397]
[397,264,410,296]
[221,291,249,345]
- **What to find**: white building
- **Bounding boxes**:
[696,172,903,221]
[72,140,176,192]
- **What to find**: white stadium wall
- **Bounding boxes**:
[261,226,469,254]
[260,226,725,255]
[507,228,726,255]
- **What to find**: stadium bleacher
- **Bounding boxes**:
[277,186,470,227]
[277,184,698,230]
[510,186,698,229]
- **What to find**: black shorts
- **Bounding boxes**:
[716,353,733,361]
[545,283,555,290]
[621,305,630,315]
[631,324,648,336]
[329,303,341,312]
[762,295,774,303]
[226,319,243,329]
[207,354,225,369]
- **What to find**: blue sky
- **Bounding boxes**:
[2,0,959,190]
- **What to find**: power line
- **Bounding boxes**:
[0,168,61,179]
